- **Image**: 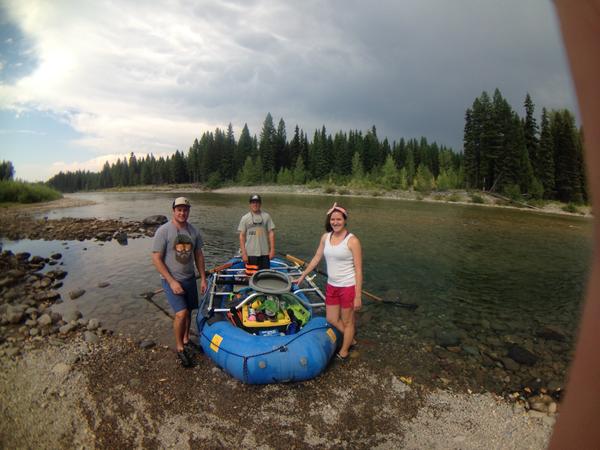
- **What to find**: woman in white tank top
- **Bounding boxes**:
[296,203,363,360]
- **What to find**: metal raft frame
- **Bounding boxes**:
[204,258,326,317]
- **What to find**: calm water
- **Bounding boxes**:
[2,191,593,390]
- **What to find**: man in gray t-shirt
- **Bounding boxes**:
[152,197,206,368]
[238,194,275,270]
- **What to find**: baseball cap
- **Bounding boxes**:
[249,194,262,203]
[172,197,191,208]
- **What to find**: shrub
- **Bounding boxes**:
[0,180,62,204]
[562,203,579,214]
[470,193,485,204]
[447,193,461,202]
[338,188,350,195]
[205,172,222,189]
[324,185,336,194]
[503,184,522,202]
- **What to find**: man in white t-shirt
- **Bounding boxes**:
[237,194,275,270]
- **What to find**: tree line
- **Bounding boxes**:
[47,91,586,204]
[464,89,586,203]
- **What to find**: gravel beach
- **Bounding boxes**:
[0,334,554,449]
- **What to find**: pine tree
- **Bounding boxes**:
[523,93,540,179]
[259,113,276,180]
[537,108,555,198]
[552,109,583,203]
[414,164,435,192]
[274,118,288,172]
[381,154,399,190]
[351,151,364,181]
[0,160,15,180]
[292,154,306,184]
[235,124,253,176]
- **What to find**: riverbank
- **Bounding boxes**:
[100,183,593,219]
[0,332,554,449]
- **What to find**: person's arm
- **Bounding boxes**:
[348,235,363,311]
[296,234,327,284]
[268,229,275,260]
[194,248,207,294]
[549,2,600,448]
[151,252,184,294]
[239,231,248,263]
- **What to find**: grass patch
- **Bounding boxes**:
[433,194,444,201]
[470,193,485,204]
[324,185,336,194]
[338,188,350,195]
[562,203,580,214]
[447,193,461,202]
[0,180,62,204]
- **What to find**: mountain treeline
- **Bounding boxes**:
[48,90,586,204]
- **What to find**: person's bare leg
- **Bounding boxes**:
[182,310,191,345]
[173,309,189,352]
[326,304,345,334]
[338,307,355,357]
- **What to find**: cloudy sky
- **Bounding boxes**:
[0,0,577,181]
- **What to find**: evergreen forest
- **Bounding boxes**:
[47,89,587,204]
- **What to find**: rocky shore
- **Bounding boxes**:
[0,199,558,448]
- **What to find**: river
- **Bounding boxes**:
[1,191,592,394]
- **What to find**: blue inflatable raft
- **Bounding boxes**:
[196,256,340,384]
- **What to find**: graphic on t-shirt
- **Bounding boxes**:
[174,234,193,264]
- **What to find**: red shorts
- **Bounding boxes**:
[325,284,356,309]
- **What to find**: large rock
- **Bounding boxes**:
[508,344,538,366]
[143,215,168,226]
[114,231,128,245]
[434,329,461,348]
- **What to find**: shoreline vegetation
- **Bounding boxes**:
[0,179,62,205]
[97,183,593,218]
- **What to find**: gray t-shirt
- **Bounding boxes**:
[237,211,275,257]
[152,221,204,281]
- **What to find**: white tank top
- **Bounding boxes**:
[324,232,355,287]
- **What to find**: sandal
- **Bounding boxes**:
[177,350,194,368]
[184,341,203,355]
[336,352,349,361]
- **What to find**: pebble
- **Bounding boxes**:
[62,310,82,323]
[97,282,110,288]
[52,363,70,376]
[87,319,100,331]
[84,331,99,344]
[69,289,86,300]
[59,323,76,334]
[139,340,156,349]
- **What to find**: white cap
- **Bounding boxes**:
[172,197,191,208]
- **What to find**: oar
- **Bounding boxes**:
[141,261,234,300]
[283,253,418,310]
